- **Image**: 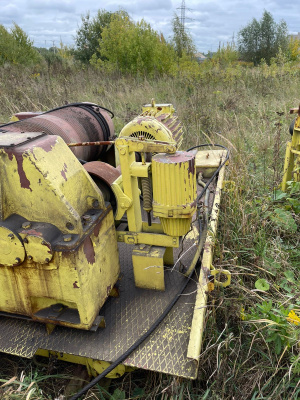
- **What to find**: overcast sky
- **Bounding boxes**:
[0,0,299,53]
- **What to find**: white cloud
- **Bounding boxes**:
[0,0,298,52]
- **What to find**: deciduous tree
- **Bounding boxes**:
[91,14,176,75]
[237,11,288,65]
[171,14,196,59]
[0,23,40,66]
[74,9,128,63]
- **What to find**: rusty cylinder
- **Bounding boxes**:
[0,103,114,161]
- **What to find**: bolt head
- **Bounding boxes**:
[63,235,72,242]
[92,200,99,208]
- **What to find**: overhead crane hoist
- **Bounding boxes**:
[0,101,231,398]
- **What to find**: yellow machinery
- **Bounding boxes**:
[0,101,231,395]
[282,105,300,191]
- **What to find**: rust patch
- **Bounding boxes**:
[5,150,32,191]
[61,163,68,181]
[93,220,102,237]
[188,158,195,175]
[106,284,112,296]
[73,281,79,288]
[20,229,43,236]
[83,236,95,264]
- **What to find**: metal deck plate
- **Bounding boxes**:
[0,237,200,378]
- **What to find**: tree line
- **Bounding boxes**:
[0,10,299,72]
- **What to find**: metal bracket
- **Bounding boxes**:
[210,265,231,288]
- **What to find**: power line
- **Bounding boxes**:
[176,0,194,32]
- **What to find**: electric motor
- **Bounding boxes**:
[152,151,197,236]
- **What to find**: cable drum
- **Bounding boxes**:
[0,103,114,161]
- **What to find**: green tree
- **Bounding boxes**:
[0,23,40,66]
[74,9,128,63]
[237,10,288,65]
[91,14,176,75]
[171,14,196,59]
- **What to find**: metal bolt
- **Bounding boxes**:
[22,222,31,229]
[27,255,33,261]
[45,258,50,263]
[119,148,126,155]
[8,233,14,240]
[15,257,21,264]
[41,240,46,245]
[63,235,72,242]
[66,222,74,230]
[23,237,28,244]
[82,215,91,222]
[92,200,99,208]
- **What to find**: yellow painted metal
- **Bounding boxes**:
[116,140,143,232]
[111,175,133,221]
[0,135,104,235]
[282,114,300,191]
[117,231,179,247]
[140,101,183,149]
[196,149,226,178]
[132,245,165,290]
[142,221,164,233]
[115,137,186,290]
[0,207,120,330]
[130,162,151,177]
[152,152,197,236]
[115,137,177,234]
[119,116,176,145]
[0,134,120,329]
[0,226,25,266]
[20,233,53,264]
[35,350,133,378]
[187,157,227,360]
[210,265,231,287]
[142,101,176,116]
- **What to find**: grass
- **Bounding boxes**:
[0,60,299,399]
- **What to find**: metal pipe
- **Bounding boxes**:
[67,141,115,147]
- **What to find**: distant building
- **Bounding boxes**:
[194,52,206,63]
[289,32,300,41]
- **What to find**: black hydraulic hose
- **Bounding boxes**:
[69,225,206,400]
[41,102,115,119]
[79,105,111,142]
[187,144,230,204]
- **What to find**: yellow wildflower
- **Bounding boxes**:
[287,310,300,326]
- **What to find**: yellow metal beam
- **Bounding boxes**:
[117,231,179,247]
[187,163,226,360]
[35,349,133,378]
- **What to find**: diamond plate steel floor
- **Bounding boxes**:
[0,235,201,378]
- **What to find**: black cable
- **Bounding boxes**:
[42,102,114,119]
[187,144,230,204]
[79,105,110,142]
